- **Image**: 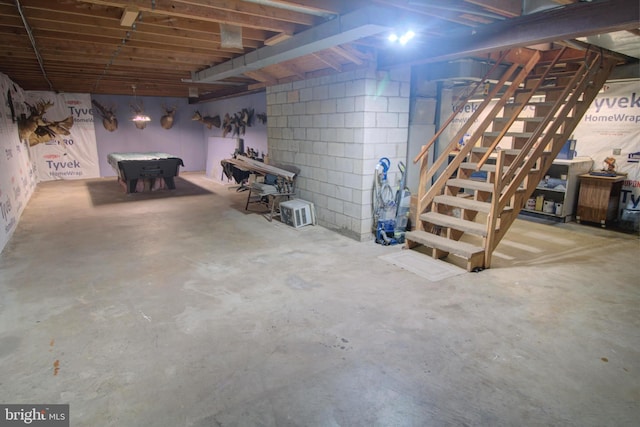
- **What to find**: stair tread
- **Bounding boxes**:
[515,86,567,94]
[434,194,514,213]
[447,178,494,192]
[509,100,583,107]
[405,230,484,258]
[420,212,488,237]
[484,131,562,138]
[471,147,522,155]
[447,178,526,193]
[434,195,491,213]
[493,117,545,123]
[528,71,579,79]
[459,163,502,172]
[459,162,542,175]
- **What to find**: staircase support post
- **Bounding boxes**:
[484,149,505,268]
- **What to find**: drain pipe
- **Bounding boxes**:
[14,0,54,91]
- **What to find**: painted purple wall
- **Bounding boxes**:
[195,92,268,157]
[92,92,267,177]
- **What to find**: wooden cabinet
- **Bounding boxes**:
[521,157,593,222]
[576,173,626,227]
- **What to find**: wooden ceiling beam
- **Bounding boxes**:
[259,0,345,15]
[379,0,640,68]
[277,62,307,79]
[329,46,364,65]
[192,5,394,83]
[312,52,342,72]
[32,31,240,58]
[463,0,521,18]
[22,18,262,50]
[370,0,492,28]
[0,53,203,72]
[30,39,229,64]
[340,43,375,62]
[264,32,293,46]
[169,0,320,26]
[77,0,304,33]
[13,2,270,42]
[243,69,278,84]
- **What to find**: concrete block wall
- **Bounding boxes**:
[267,66,411,241]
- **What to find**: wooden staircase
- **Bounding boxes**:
[406,46,618,271]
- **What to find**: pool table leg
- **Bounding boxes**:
[128,179,138,193]
[163,176,176,189]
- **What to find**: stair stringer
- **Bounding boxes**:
[407,48,619,271]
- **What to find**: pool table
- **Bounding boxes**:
[107,152,184,193]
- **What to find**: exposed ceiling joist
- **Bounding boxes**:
[78,0,306,33]
[243,69,278,84]
[191,5,394,83]
[277,62,307,79]
[245,0,346,16]
[329,46,364,65]
[463,0,521,17]
[1,0,637,100]
[313,52,342,71]
[378,0,640,68]
[264,32,293,46]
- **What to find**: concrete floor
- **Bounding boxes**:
[0,172,638,427]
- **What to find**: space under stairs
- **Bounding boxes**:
[406,46,618,271]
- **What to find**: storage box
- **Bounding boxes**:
[620,209,640,232]
[557,139,577,160]
[280,199,315,228]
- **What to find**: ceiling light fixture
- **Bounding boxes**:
[388,30,415,45]
[132,114,151,122]
[130,85,150,123]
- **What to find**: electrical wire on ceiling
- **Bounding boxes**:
[14,0,54,91]
[93,16,141,92]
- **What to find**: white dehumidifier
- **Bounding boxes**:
[280,199,315,228]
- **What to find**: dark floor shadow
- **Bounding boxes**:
[226,187,268,215]
[86,176,214,206]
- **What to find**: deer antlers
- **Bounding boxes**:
[92,99,118,132]
[161,104,178,130]
[17,99,64,144]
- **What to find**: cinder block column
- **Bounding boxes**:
[267,66,410,241]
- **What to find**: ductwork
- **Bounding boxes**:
[413,60,510,84]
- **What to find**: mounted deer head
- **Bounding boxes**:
[161,104,177,130]
[18,100,53,141]
[191,111,220,129]
[17,100,73,146]
[27,116,74,147]
[91,99,118,132]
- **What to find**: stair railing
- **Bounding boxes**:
[475,47,567,170]
[497,51,606,212]
[413,50,511,165]
[413,51,513,219]
[415,62,521,216]
[419,50,544,211]
[485,148,506,268]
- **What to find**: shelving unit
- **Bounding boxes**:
[520,156,593,222]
